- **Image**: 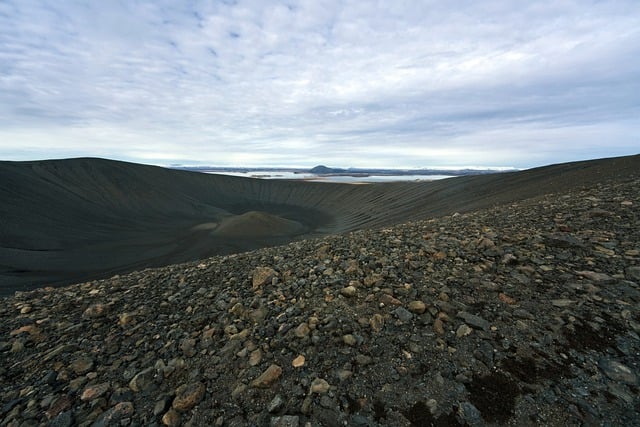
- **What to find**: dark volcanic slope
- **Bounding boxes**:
[1,155,639,295]
[1,170,639,426]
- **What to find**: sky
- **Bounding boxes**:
[0,1,639,169]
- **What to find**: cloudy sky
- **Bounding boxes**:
[1,1,638,168]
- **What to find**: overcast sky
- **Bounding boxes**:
[1,1,638,168]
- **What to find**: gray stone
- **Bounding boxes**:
[90,402,134,427]
[393,307,413,322]
[267,395,285,413]
[458,401,484,427]
[129,367,156,392]
[576,271,614,283]
[513,309,535,320]
[457,311,490,331]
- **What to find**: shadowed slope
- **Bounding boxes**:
[1,154,638,295]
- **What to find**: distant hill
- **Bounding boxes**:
[309,165,348,174]
[1,154,638,295]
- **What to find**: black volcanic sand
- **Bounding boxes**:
[1,155,640,296]
[1,169,639,426]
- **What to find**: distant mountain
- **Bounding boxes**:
[309,165,347,174]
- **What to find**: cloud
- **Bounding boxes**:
[0,0,639,168]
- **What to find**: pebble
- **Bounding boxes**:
[433,318,445,335]
[513,309,535,320]
[70,356,94,375]
[340,285,357,297]
[162,408,181,427]
[342,334,357,347]
[551,299,575,307]
[310,378,330,394]
[267,395,285,413]
[172,382,206,411]
[393,306,413,322]
[369,314,384,332]
[294,322,311,338]
[80,382,110,401]
[457,311,490,331]
[456,324,473,338]
[576,270,614,283]
[129,367,156,392]
[292,355,305,368]
[407,300,426,314]
[118,312,135,326]
[46,395,73,419]
[92,402,134,427]
[253,267,277,289]
[249,349,263,366]
[498,293,517,305]
[251,364,282,388]
[82,303,108,318]
[380,294,401,306]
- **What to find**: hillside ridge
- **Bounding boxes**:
[1,154,639,296]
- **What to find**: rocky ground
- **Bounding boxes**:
[1,176,639,426]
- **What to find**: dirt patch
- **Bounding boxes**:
[467,371,520,423]
[402,401,462,427]
[562,315,624,353]
[501,355,566,384]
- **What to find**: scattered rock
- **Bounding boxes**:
[407,300,426,314]
[393,306,413,322]
[162,408,181,427]
[172,382,206,411]
[294,322,310,338]
[249,349,263,366]
[499,293,517,305]
[457,311,490,331]
[92,402,134,427]
[456,324,473,338]
[82,303,108,318]
[576,270,614,283]
[80,382,110,401]
[292,355,305,368]
[551,299,575,307]
[343,334,357,346]
[340,285,357,297]
[380,294,401,306]
[268,395,285,413]
[310,378,330,394]
[369,314,384,332]
[251,364,283,388]
[70,356,94,375]
[253,267,277,289]
[129,367,156,392]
